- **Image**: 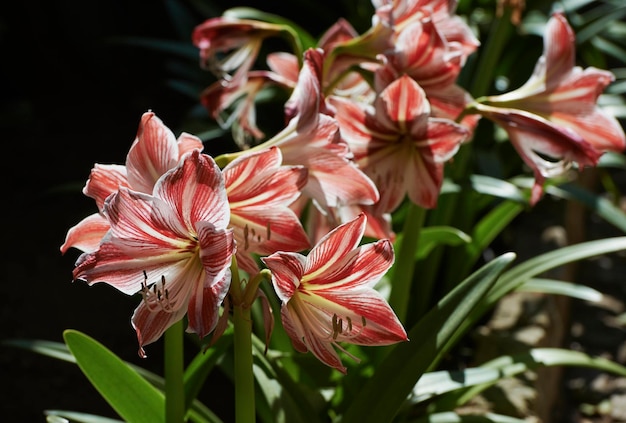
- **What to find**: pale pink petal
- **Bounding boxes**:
[103,189,194,255]
[544,11,575,89]
[378,75,429,132]
[284,297,347,373]
[276,115,379,208]
[176,133,204,158]
[132,299,189,357]
[405,151,444,209]
[365,153,412,213]
[280,306,309,353]
[225,147,307,207]
[266,52,299,85]
[261,252,306,302]
[187,272,231,339]
[551,107,625,153]
[198,223,235,280]
[60,213,110,254]
[426,83,479,129]
[337,204,395,241]
[328,96,387,161]
[302,289,407,345]
[391,18,462,90]
[285,48,324,130]
[302,150,380,208]
[420,119,468,162]
[480,106,602,205]
[308,239,394,289]
[154,150,230,230]
[73,233,196,296]
[306,214,366,276]
[232,208,310,255]
[126,112,179,193]
[83,164,129,211]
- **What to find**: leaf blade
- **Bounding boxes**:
[63,330,165,423]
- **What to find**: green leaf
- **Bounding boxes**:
[412,411,527,423]
[340,253,516,423]
[250,335,325,423]
[44,410,123,423]
[576,4,626,44]
[430,348,626,411]
[456,200,524,278]
[545,183,626,233]
[3,338,169,390]
[63,330,165,423]
[516,278,603,302]
[469,175,527,203]
[3,338,76,364]
[184,329,234,412]
[448,236,626,351]
[414,226,472,259]
[598,151,626,169]
[223,7,316,54]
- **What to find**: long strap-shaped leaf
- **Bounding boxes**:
[427,347,626,412]
[63,330,165,423]
[445,236,626,354]
[340,253,517,423]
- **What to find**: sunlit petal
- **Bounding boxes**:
[60,213,110,254]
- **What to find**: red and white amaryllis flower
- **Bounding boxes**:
[201,70,295,148]
[60,112,203,254]
[372,0,479,62]
[73,150,235,357]
[261,214,408,373]
[192,16,287,83]
[471,11,626,205]
[331,74,469,211]
[234,48,379,210]
[223,146,310,275]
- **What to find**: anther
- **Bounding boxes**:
[140,271,176,313]
[243,225,250,250]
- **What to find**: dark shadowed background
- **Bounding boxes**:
[3,1,626,422]
[0,1,357,421]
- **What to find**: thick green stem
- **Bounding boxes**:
[388,202,426,323]
[165,319,185,423]
[233,303,255,423]
[229,257,256,423]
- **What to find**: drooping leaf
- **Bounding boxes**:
[413,226,472,259]
[340,253,516,423]
[446,236,626,353]
[44,410,123,423]
[429,348,626,411]
[412,411,527,423]
[63,330,165,423]
[455,200,524,278]
[4,337,221,423]
[469,175,527,203]
[545,183,626,233]
[516,278,603,302]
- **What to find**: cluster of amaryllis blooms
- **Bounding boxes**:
[61,0,625,374]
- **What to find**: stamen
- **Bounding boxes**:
[243,224,249,250]
[332,314,339,340]
[266,222,271,241]
[140,271,176,312]
[329,313,367,340]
